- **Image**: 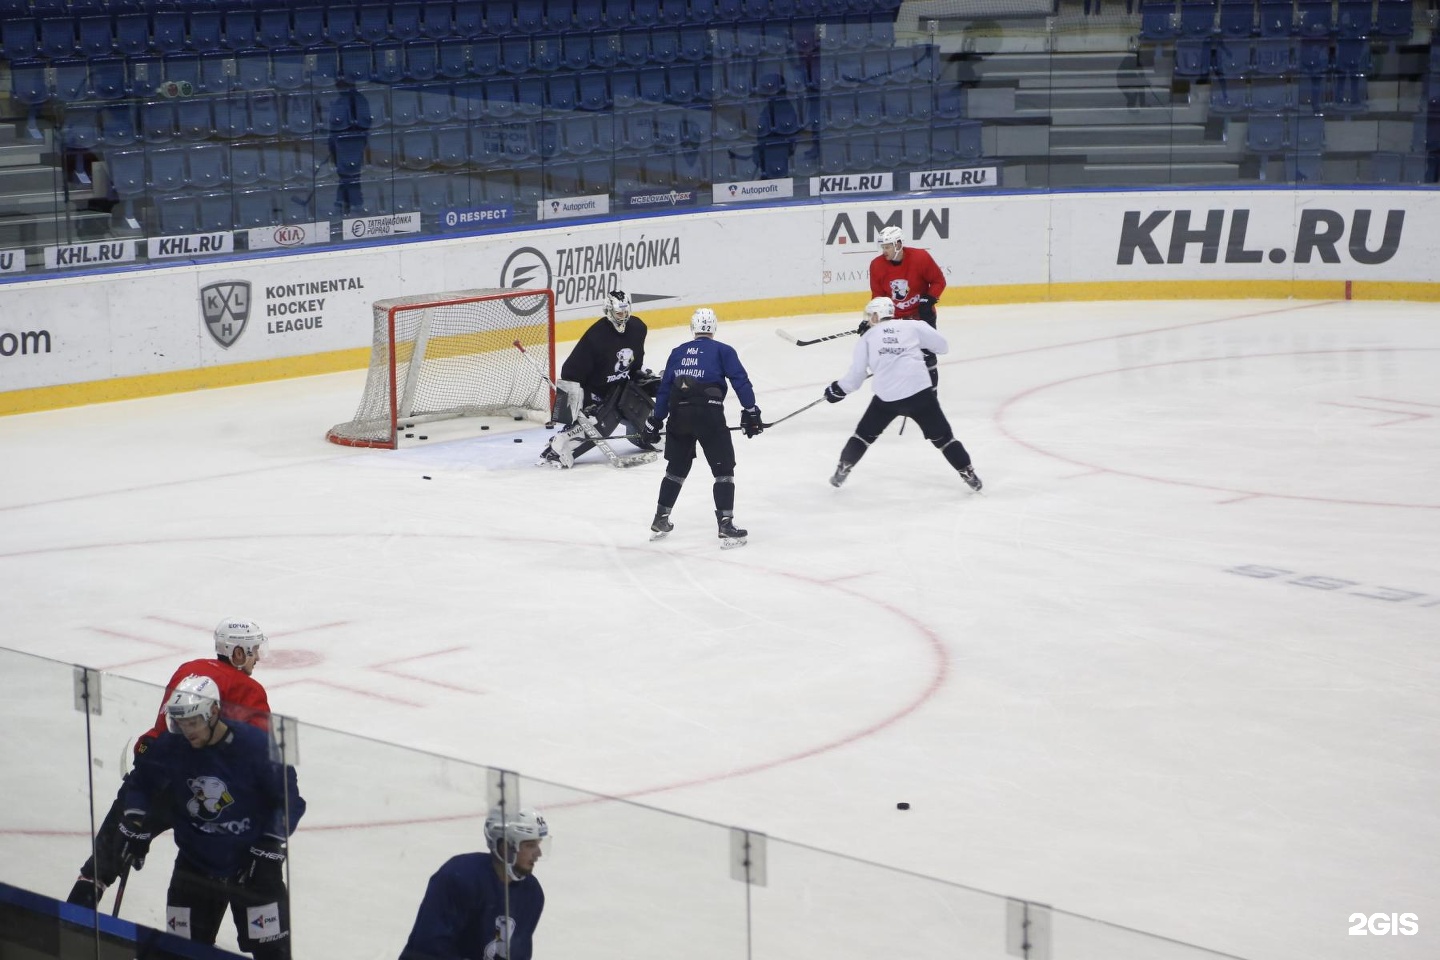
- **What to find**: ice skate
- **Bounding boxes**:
[959,465,982,492]
[829,461,853,488]
[717,513,747,549]
[538,436,574,468]
[649,508,674,541]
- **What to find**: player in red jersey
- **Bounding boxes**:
[66,618,274,911]
[867,225,947,388]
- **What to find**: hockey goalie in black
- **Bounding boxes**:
[541,291,658,468]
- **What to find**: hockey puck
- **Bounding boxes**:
[896,802,910,810]
[405,433,414,438]
[513,415,524,421]
[513,438,523,443]
[418,435,427,440]
[422,475,431,480]
[481,425,489,430]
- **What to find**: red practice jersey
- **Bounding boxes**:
[136,657,272,753]
[869,246,946,319]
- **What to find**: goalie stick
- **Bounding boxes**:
[513,341,657,469]
[775,328,858,347]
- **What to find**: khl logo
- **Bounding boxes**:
[200,281,251,348]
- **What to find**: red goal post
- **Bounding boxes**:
[326,288,556,449]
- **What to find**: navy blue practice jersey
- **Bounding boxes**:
[653,337,756,421]
[399,853,545,960]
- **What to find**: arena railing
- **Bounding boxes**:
[0,645,1252,960]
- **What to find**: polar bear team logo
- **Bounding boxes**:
[888,278,911,302]
[614,348,635,374]
[186,776,235,820]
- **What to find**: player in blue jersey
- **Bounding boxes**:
[118,675,305,959]
[399,806,549,960]
[641,308,764,547]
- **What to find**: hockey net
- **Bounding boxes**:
[326,288,556,449]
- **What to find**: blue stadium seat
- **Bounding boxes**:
[678,26,709,61]
[874,129,903,167]
[593,113,617,152]
[398,127,436,168]
[188,10,223,51]
[234,189,281,230]
[620,30,649,66]
[451,80,484,120]
[654,105,685,146]
[1257,0,1295,35]
[76,17,113,57]
[558,113,597,154]
[214,93,250,137]
[754,58,785,96]
[1208,76,1249,116]
[229,144,263,188]
[1139,0,1179,40]
[235,51,272,91]
[1244,112,1287,160]
[107,150,146,202]
[934,84,965,119]
[484,78,518,118]
[250,92,280,136]
[403,40,438,80]
[561,34,592,71]
[572,0,604,29]
[500,36,531,74]
[853,87,883,124]
[199,52,236,94]
[931,119,982,163]
[638,65,667,102]
[665,63,699,103]
[531,34,561,72]
[515,75,543,115]
[141,99,178,143]
[1294,0,1334,35]
[419,82,453,123]
[339,45,373,83]
[631,0,661,27]
[99,103,139,145]
[611,67,642,107]
[39,18,77,59]
[718,58,753,98]
[711,23,738,59]
[901,127,928,165]
[432,122,468,164]
[289,8,324,47]
[1249,76,1293,109]
[1335,0,1373,36]
[434,38,468,78]
[53,60,89,103]
[196,192,234,233]
[357,5,390,43]
[514,0,547,33]
[1327,71,1368,111]
[155,194,201,236]
[1174,38,1213,76]
[62,104,103,152]
[420,0,454,39]
[163,55,202,94]
[1179,0,1218,37]
[126,57,163,99]
[578,72,611,110]
[416,173,453,215]
[258,8,292,48]
[273,49,308,89]
[280,90,318,135]
[392,2,423,41]
[189,142,229,189]
[1293,112,1324,149]
[148,146,188,193]
[546,73,578,110]
[1333,37,1372,72]
[622,108,657,150]
[176,97,214,139]
[1374,0,1412,38]
[1217,0,1256,37]
[468,37,500,76]
[222,10,259,50]
[1283,151,1323,181]
[1213,37,1253,75]
[1,20,39,61]
[1252,37,1292,74]
[733,21,765,58]
[1296,37,1330,74]
[452,0,483,37]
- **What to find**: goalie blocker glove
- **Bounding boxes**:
[117,812,152,870]
[741,407,764,438]
[237,834,287,887]
[824,382,846,403]
[640,417,663,446]
[917,297,937,325]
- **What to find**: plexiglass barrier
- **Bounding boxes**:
[2,645,1251,959]
[1,3,1434,276]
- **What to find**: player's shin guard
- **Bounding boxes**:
[923,349,938,389]
[712,475,735,514]
[840,435,871,466]
[937,437,972,471]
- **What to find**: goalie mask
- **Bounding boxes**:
[165,674,222,737]
[603,291,632,332]
[690,308,718,336]
[215,618,266,673]
[864,297,896,325]
[485,806,550,881]
[878,225,904,262]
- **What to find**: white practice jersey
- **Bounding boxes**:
[837,318,949,401]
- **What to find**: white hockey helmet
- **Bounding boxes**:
[878,225,904,258]
[864,297,896,325]
[690,308,718,336]
[165,674,222,733]
[215,618,266,669]
[485,806,550,879]
[603,290,632,331]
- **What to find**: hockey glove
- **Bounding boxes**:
[856,318,870,336]
[117,812,152,870]
[237,835,286,887]
[741,406,764,438]
[917,296,937,325]
[640,417,663,446]
[824,382,846,404]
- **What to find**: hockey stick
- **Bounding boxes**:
[513,341,657,469]
[111,862,131,918]
[775,328,858,347]
[609,397,825,443]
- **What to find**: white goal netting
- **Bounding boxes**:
[326,288,556,449]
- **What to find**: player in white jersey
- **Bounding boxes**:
[822,297,982,491]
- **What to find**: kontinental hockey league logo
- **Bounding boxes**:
[200,280,251,348]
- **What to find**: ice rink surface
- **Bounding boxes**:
[1,298,1437,960]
